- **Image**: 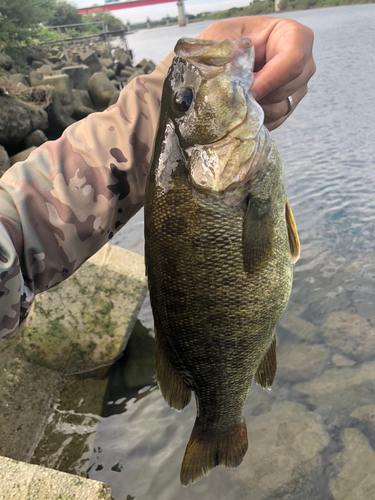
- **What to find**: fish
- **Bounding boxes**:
[144,37,300,486]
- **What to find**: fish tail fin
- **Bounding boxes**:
[180,417,248,486]
[155,329,191,411]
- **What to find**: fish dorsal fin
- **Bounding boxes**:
[285,199,300,263]
[242,197,274,274]
[255,334,277,389]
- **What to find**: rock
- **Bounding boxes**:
[39,64,53,76]
[87,72,117,110]
[115,53,132,75]
[0,145,11,176]
[329,428,375,499]
[322,311,375,361]
[45,89,76,136]
[278,343,329,382]
[120,68,133,79]
[100,58,115,69]
[62,64,91,90]
[15,82,28,91]
[136,58,155,74]
[278,311,317,341]
[295,361,375,408]
[0,53,14,71]
[41,74,73,105]
[31,60,43,70]
[231,401,330,499]
[0,95,48,146]
[104,69,116,80]
[350,404,375,428]
[72,89,95,119]
[332,353,355,367]
[28,71,43,87]
[9,73,29,87]
[24,129,48,148]
[10,146,37,165]
[80,50,102,74]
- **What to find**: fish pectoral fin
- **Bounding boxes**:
[180,416,248,486]
[243,197,274,274]
[155,329,191,411]
[255,333,277,389]
[285,199,300,263]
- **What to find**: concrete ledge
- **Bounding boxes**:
[0,455,113,500]
[15,244,147,374]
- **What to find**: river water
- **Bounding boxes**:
[43,5,375,499]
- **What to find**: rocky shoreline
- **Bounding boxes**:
[0,39,155,175]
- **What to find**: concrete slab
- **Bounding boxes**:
[15,244,147,375]
[0,455,113,500]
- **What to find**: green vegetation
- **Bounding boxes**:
[0,0,125,52]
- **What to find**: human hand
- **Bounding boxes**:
[196,17,316,131]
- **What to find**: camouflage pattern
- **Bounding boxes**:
[0,52,174,339]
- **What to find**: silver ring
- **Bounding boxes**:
[285,95,293,116]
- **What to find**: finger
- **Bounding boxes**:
[251,23,314,101]
[258,57,316,106]
[263,85,308,131]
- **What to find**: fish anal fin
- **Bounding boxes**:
[243,198,274,274]
[285,199,300,263]
[255,334,277,389]
[155,329,191,411]
[180,417,248,486]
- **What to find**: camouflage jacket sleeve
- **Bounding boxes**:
[0,52,174,339]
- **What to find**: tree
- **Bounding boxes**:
[83,8,124,32]
[0,0,55,49]
[48,0,83,29]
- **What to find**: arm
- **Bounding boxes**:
[0,53,174,339]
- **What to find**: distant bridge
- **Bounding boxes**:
[77,0,184,15]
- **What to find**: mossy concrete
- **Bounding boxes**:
[15,244,147,375]
[0,244,146,498]
[0,455,113,499]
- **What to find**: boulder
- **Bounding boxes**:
[0,145,11,176]
[0,53,14,71]
[9,74,29,87]
[80,50,102,74]
[104,69,116,80]
[28,71,43,87]
[62,64,91,90]
[10,146,37,165]
[87,72,117,110]
[72,89,95,120]
[41,74,73,105]
[24,129,48,148]
[45,89,76,136]
[0,95,48,146]
[31,61,43,70]
[39,64,53,76]
[115,53,132,75]
[100,58,115,69]
[127,69,144,84]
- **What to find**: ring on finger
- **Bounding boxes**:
[285,95,293,116]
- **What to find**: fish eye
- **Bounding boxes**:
[173,87,194,113]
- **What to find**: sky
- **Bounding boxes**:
[74,0,251,24]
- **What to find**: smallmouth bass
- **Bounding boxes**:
[144,37,300,486]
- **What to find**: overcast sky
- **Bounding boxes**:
[74,0,251,24]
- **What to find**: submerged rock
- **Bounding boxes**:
[231,401,330,499]
[278,311,317,341]
[278,343,329,382]
[329,428,375,499]
[295,361,375,408]
[322,311,375,361]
